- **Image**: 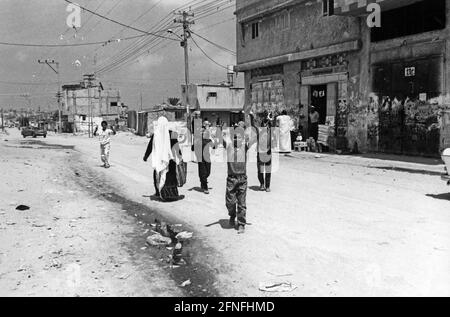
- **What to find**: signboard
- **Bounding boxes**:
[404,67,416,77]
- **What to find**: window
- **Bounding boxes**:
[175,111,184,120]
[207,92,217,99]
[274,11,290,30]
[110,102,118,107]
[322,0,334,17]
[251,22,259,39]
[371,0,446,42]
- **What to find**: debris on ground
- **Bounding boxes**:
[258,281,297,293]
[115,273,131,280]
[16,205,30,211]
[146,233,172,247]
[51,259,62,269]
[172,243,183,264]
[155,220,170,237]
[176,231,193,241]
[180,279,191,287]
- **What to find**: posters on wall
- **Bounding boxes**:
[251,79,284,114]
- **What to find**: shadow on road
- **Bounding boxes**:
[249,186,263,192]
[187,187,211,193]
[205,219,235,230]
[426,193,450,201]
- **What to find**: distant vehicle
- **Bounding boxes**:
[21,126,47,138]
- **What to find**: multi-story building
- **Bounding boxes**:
[235,0,450,156]
[62,78,122,133]
[182,83,245,127]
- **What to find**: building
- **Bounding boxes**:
[62,77,123,133]
[128,104,189,137]
[182,83,245,127]
[235,0,450,156]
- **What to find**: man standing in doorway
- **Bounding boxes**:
[94,121,116,168]
[309,106,320,141]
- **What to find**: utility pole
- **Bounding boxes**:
[1,108,4,132]
[174,11,195,128]
[38,59,62,133]
[84,74,96,138]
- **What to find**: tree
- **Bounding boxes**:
[167,97,180,106]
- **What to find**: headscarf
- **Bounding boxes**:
[151,116,174,190]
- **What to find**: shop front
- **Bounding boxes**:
[299,52,352,151]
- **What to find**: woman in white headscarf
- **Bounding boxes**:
[143,116,183,201]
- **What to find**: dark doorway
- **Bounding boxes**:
[230,111,244,126]
[372,56,442,157]
[311,85,327,124]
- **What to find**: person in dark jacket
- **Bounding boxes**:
[194,121,217,194]
[251,113,272,192]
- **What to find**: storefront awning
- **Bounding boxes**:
[236,40,360,72]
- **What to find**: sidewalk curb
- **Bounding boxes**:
[288,151,445,176]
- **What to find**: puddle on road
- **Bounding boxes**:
[70,157,220,297]
[4,140,75,151]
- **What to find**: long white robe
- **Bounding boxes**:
[277,115,293,153]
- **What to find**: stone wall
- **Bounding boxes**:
[236,0,360,64]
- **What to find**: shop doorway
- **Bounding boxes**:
[311,85,327,124]
[372,56,442,157]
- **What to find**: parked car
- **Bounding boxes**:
[21,127,47,138]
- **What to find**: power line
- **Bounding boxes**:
[190,30,236,55]
[63,0,177,41]
[80,0,123,39]
[190,36,228,70]
[93,0,224,73]
[95,0,235,76]
[75,0,109,34]
[93,0,236,76]
[0,34,155,47]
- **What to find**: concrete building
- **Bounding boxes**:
[182,83,245,127]
[235,0,450,156]
[62,81,122,133]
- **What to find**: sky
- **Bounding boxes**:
[0,0,238,111]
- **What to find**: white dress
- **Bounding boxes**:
[277,115,293,153]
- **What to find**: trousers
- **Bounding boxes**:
[225,175,247,225]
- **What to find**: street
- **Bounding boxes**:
[1,128,449,297]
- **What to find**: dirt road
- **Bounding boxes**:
[0,130,183,296]
[1,128,449,296]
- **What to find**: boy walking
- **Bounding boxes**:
[223,123,252,234]
[94,121,116,168]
